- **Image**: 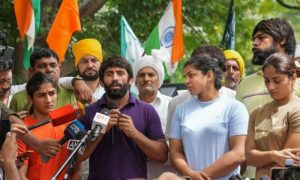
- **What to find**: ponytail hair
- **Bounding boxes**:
[184,55,223,90]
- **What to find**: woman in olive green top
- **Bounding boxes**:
[245,53,300,179]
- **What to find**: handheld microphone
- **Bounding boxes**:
[108,101,117,145]
[41,120,86,163]
[28,102,85,130]
[90,108,110,142]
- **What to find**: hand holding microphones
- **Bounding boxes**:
[41,120,86,162]
[107,101,138,143]
[117,113,138,139]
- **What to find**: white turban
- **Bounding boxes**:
[133,53,165,88]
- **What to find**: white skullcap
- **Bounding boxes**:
[133,53,165,88]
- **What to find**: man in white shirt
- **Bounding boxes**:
[133,54,176,180]
[60,39,105,103]
[61,38,105,179]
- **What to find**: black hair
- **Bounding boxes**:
[184,55,223,90]
[262,53,300,78]
[26,72,58,98]
[252,18,296,56]
[0,59,12,71]
[99,55,133,81]
[30,48,59,67]
[191,45,226,72]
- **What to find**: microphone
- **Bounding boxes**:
[28,102,85,130]
[41,120,86,163]
[108,101,117,146]
[90,108,110,142]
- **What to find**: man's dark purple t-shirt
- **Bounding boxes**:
[79,94,165,180]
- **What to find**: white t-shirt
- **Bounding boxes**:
[166,86,236,138]
[170,96,248,180]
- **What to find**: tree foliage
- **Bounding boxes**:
[1,0,300,83]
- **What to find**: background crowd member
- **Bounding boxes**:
[133,55,175,179]
[235,17,300,178]
[223,50,245,90]
[236,18,299,113]
[169,55,248,180]
[245,53,300,179]
[166,45,235,139]
[59,38,105,179]
[9,48,76,112]
[77,56,168,179]
[60,38,105,103]
[17,72,79,179]
[134,55,171,133]
[0,59,26,107]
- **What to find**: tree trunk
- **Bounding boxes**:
[80,0,107,18]
[12,42,28,83]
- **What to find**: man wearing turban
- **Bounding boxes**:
[133,53,176,179]
[71,38,105,102]
[224,50,245,90]
[69,38,105,179]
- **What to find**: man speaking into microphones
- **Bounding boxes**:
[77,56,168,180]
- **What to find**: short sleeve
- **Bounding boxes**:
[228,101,249,137]
[169,107,182,139]
[165,98,177,139]
[287,106,300,133]
[248,107,259,134]
[145,105,165,140]
[0,102,15,119]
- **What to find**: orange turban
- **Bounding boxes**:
[72,39,103,66]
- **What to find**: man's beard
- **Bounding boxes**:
[252,45,277,65]
[78,70,99,81]
[225,77,239,90]
[0,87,11,97]
[104,81,130,99]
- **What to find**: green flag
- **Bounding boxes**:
[221,0,235,50]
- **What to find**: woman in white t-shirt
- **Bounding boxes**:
[169,55,248,180]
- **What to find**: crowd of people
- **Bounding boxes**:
[0,17,300,180]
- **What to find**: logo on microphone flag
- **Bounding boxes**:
[67,140,80,150]
[93,112,110,134]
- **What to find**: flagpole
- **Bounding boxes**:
[182,13,208,44]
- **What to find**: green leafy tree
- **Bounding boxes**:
[1,0,300,83]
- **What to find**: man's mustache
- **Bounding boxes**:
[252,48,261,53]
[83,68,97,74]
[225,76,235,82]
[109,81,122,88]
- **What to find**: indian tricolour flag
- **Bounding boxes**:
[14,0,40,69]
[144,0,184,77]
